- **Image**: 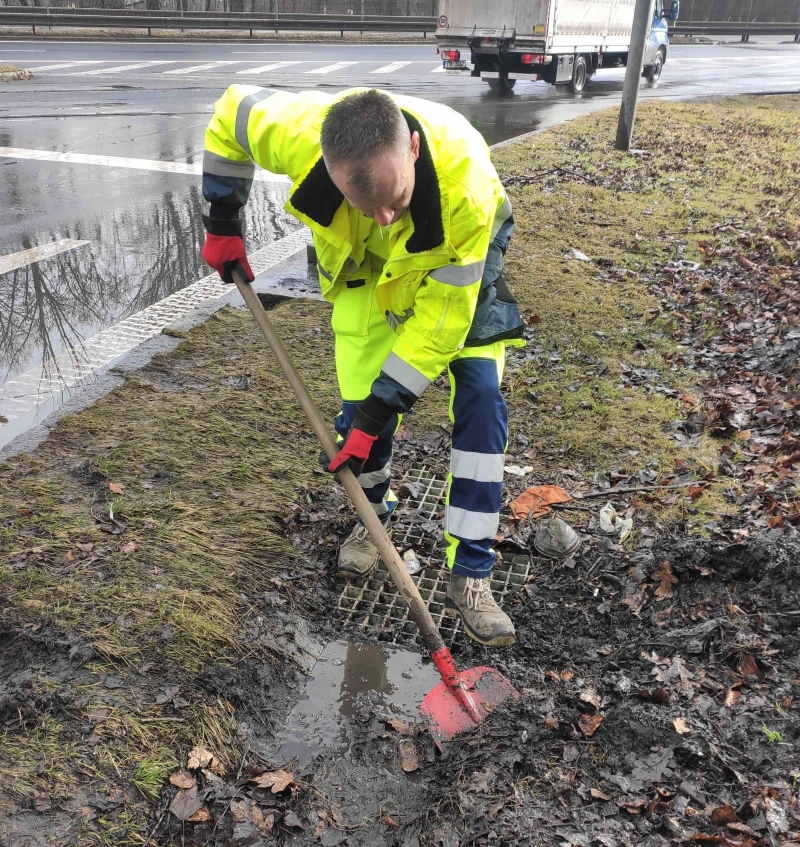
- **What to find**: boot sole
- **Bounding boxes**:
[444,600,516,647]
[338,561,378,580]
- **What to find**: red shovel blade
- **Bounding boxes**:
[421,653,519,742]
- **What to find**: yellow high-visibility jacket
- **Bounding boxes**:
[203,86,523,413]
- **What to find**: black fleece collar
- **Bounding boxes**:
[289,110,445,255]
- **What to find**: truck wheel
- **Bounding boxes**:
[569,55,587,94]
[487,77,516,92]
[645,48,665,83]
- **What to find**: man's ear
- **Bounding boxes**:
[410,131,420,163]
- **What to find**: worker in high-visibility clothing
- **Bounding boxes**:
[201,86,524,647]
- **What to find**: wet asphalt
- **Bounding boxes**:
[0,36,799,448]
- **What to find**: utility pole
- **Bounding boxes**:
[615,0,655,151]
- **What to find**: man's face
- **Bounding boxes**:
[329,131,420,228]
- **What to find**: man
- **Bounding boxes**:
[201,86,524,647]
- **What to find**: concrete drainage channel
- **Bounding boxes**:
[335,465,531,647]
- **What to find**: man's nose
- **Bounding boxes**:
[374,207,394,226]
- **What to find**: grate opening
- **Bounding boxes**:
[335,465,530,647]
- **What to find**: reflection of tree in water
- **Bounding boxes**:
[0,180,296,386]
[0,236,124,385]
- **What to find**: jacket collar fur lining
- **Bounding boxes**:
[289,110,445,254]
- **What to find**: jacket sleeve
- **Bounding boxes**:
[202,86,324,221]
[367,195,493,415]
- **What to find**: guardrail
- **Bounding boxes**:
[671,22,800,38]
[0,7,437,34]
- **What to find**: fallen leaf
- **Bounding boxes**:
[578,713,603,737]
[169,770,196,789]
[381,815,400,830]
[249,768,296,793]
[121,541,139,554]
[544,714,559,730]
[284,810,304,829]
[693,836,757,847]
[509,484,572,520]
[580,685,601,710]
[563,744,580,763]
[108,482,125,495]
[33,791,51,812]
[187,746,213,770]
[386,717,411,733]
[76,542,94,552]
[251,805,274,835]
[591,788,612,801]
[187,806,212,822]
[397,738,419,773]
[468,767,496,793]
[738,654,764,681]
[230,800,251,823]
[652,560,678,600]
[169,786,203,821]
[723,688,741,708]
[673,717,691,735]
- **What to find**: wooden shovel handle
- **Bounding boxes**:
[232,268,446,655]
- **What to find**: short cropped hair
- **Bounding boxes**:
[320,90,410,198]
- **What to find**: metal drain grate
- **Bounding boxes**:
[335,466,530,646]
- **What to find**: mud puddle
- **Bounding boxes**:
[272,640,440,770]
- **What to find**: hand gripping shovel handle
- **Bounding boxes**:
[231,267,456,664]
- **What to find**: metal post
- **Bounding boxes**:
[615,0,655,151]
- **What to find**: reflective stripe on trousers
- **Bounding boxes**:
[444,343,508,580]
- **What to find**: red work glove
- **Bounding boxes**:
[201,233,254,284]
[326,428,378,478]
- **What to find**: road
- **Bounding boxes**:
[1,37,799,448]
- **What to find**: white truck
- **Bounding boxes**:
[436,0,679,93]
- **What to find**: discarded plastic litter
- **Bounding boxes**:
[534,516,581,559]
[599,502,633,543]
[565,247,591,262]
[505,464,533,477]
[402,548,422,575]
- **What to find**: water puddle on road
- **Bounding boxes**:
[273,640,440,770]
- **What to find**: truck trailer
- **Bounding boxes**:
[436,0,679,93]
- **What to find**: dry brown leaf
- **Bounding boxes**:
[121,541,139,554]
[284,811,304,829]
[397,739,419,773]
[381,815,400,830]
[544,714,559,730]
[738,654,764,681]
[251,805,274,835]
[723,688,741,708]
[108,482,125,495]
[187,806,212,823]
[386,717,411,733]
[580,685,601,710]
[590,788,612,801]
[652,560,678,600]
[673,717,691,735]
[169,770,196,790]
[187,746,213,770]
[76,542,94,552]
[249,768,296,793]
[169,786,203,821]
[578,713,603,737]
[230,800,251,823]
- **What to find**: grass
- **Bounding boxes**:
[1,94,799,840]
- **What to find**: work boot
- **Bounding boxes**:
[338,523,387,579]
[445,574,516,647]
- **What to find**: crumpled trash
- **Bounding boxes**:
[534,517,581,559]
[565,247,591,262]
[599,503,634,542]
[505,464,533,477]
[509,484,572,521]
[402,548,422,575]
[662,260,700,274]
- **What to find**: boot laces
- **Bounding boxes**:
[352,524,370,544]
[465,577,495,611]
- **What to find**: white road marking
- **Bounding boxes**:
[72,60,176,76]
[0,147,290,184]
[0,229,313,430]
[371,61,412,74]
[0,239,90,276]
[236,60,301,74]
[163,61,240,75]
[431,64,445,72]
[306,61,358,74]
[26,61,105,71]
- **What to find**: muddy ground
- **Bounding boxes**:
[1,95,799,846]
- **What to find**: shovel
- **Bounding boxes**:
[231,266,519,741]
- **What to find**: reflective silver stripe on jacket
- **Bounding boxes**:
[445,505,500,540]
[385,308,414,331]
[317,263,333,281]
[381,351,430,397]
[235,88,276,157]
[451,449,505,483]
[429,258,486,287]
[491,195,513,239]
[202,150,256,180]
[359,463,391,489]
